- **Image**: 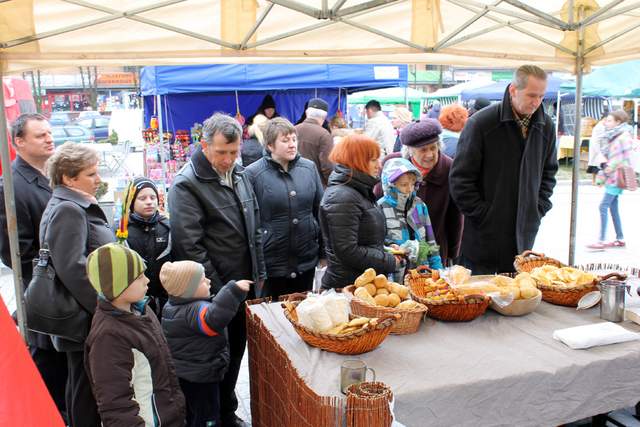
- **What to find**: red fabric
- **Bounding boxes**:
[411,156,431,177]
[0,296,65,427]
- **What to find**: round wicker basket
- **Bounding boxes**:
[281,297,398,355]
[343,285,427,335]
[405,267,489,322]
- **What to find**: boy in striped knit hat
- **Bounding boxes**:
[84,243,186,427]
[160,260,251,427]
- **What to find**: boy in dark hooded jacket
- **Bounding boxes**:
[160,260,251,427]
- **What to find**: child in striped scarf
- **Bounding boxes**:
[378,158,443,281]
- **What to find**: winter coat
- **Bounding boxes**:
[449,85,558,273]
[241,137,264,167]
[162,281,247,383]
[374,152,463,260]
[39,185,116,351]
[0,156,54,349]
[364,111,396,155]
[126,212,171,300]
[441,129,460,158]
[296,118,335,187]
[168,147,265,294]
[596,128,634,188]
[320,164,396,289]
[85,298,185,427]
[245,153,324,281]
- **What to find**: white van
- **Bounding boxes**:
[108,109,145,151]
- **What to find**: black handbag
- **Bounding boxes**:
[24,228,90,343]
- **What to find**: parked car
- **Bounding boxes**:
[78,110,102,120]
[49,111,72,126]
[52,125,95,146]
[74,116,110,139]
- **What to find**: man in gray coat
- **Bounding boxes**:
[0,113,67,417]
[169,113,265,427]
[449,65,558,274]
[296,97,334,187]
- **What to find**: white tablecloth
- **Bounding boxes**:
[248,301,640,427]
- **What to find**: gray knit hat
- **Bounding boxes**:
[400,119,442,148]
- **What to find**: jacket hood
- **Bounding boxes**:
[380,157,421,199]
[328,164,379,200]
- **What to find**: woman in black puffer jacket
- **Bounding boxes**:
[245,118,324,299]
[319,134,399,289]
[126,177,171,316]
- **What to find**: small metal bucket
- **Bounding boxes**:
[599,279,631,322]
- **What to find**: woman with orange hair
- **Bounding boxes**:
[439,104,468,158]
[319,134,401,289]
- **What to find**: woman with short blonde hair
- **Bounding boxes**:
[40,141,115,426]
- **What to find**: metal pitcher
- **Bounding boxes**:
[599,279,631,322]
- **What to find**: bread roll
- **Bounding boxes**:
[374,294,390,307]
[365,283,377,297]
[374,274,388,288]
[355,268,376,287]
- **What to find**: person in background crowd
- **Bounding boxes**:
[319,135,400,289]
[296,98,335,188]
[125,177,171,317]
[245,118,324,299]
[161,260,250,427]
[467,97,491,117]
[378,157,443,282]
[439,104,469,158]
[241,114,267,167]
[587,113,608,185]
[0,113,67,419]
[374,119,463,263]
[364,99,396,156]
[587,110,634,251]
[390,107,413,153]
[329,115,351,144]
[40,142,116,427]
[246,94,278,126]
[426,100,442,119]
[296,101,332,133]
[169,113,264,427]
[450,64,558,274]
[84,243,185,427]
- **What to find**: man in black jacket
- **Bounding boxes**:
[449,65,558,274]
[169,112,265,427]
[0,113,67,417]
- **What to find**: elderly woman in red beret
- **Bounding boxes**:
[374,119,463,264]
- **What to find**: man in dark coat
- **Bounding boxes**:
[0,113,67,417]
[449,65,558,274]
[296,97,334,187]
[373,119,463,262]
[169,112,265,427]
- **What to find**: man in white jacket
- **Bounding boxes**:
[364,100,396,156]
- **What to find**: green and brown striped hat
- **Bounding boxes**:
[86,243,146,301]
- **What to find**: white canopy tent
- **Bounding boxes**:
[2,0,640,337]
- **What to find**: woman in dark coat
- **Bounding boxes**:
[245,117,324,298]
[125,177,171,316]
[319,134,400,289]
[246,94,279,126]
[39,142,116,427]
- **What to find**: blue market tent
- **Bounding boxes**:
[560,60,640,98]
[460,76,570,101]
[141,64,407,131]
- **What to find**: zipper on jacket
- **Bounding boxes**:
[152,393,161,426]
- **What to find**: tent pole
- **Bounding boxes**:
[404,86,408,108]
[156,94,168,210]
[555,91,561,140]
[0,67,28,339]
[568,8,585,266]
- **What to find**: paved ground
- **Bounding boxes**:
[2,170,639,426]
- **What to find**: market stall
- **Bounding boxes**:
[139,64,408,188]
[246,261,640,427]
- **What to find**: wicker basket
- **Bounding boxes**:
[343,285,427,335]
[513,251,627,307]
[281,297,399,355]
[404,266,490,322]
[346,382,394,427]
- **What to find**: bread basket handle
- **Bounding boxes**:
[518,250,545,259]
[599,272,628,282]
[415,265,433,276]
